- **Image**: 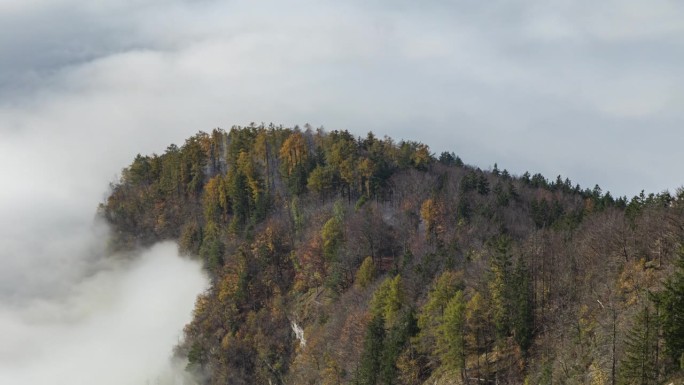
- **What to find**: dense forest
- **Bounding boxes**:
[102,124,684,385]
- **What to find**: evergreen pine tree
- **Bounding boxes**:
[380,309,418,385]
[658,247,684,370]
[358,314,386,385]
[619,306,660,385]
[437,291,467,381]
[489,236,512,341]
[512,258,534,353]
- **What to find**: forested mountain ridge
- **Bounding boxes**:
[102,124,684,385]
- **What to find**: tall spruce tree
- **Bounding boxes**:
[658,247,684,370]
[619,306,661,385]
[512,258,534,353]
[358,314,386,385]
[489,236,512,341]
[436,291,467,381]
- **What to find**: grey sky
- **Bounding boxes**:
[2,0,683,197]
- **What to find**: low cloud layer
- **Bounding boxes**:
[0,242,207,385]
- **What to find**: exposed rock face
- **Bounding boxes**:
[291,320,306,347]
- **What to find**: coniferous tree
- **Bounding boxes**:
[436,291,467,381]
[417,271,463,357]
[358,314,386,385]
[381,309,418,385]
[619,306,660,385]
[438,151,456,165]
[356,256,377,289]
[512,258,534,353]
[658,247,684,370]
[228,169,250,229]
[322,211,344,290]
[489,236,512,341]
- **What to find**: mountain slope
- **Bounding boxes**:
[102,124,684,385]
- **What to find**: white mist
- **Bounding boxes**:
[0,241,207,385]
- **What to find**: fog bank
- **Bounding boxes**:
[0,62,208,383]
[0,242,207,385]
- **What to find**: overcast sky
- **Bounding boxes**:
[2,0,683,198]
[0,1,683,383]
